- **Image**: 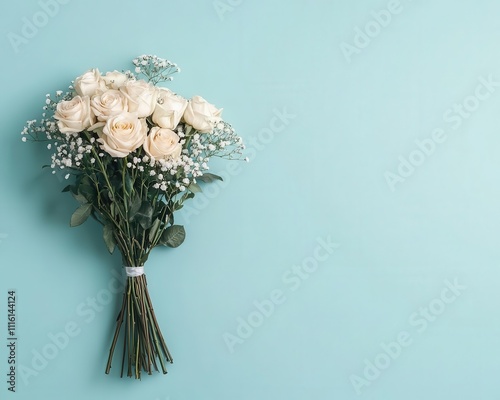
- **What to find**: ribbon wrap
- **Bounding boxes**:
[125,266,144,277]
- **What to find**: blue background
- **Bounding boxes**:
[1,0,500,398]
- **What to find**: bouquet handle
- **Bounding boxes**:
[105,273,173,378]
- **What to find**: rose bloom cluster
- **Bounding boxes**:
[23,58,245,192]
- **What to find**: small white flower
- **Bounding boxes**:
[21,137,27,142]
[149,170,156,176]
[65,174,70,180]
[127,162,132,168]
[135,67,141,73]
[160,184,167,191]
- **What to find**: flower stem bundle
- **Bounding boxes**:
[106,275,172,377]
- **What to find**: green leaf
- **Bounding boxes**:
[160,225,186,248]
[188,182,202,193]
[70,203,92,227]
[103,224,116,254]
[182,192,195,201]
[72,191,88,204]
[79,184,95,199]
[149,218,161,243]
[124,171,133,195]
[197,173,223,184]
[62,185,72,193]
[135,201,153,230]
[129,196,142,222]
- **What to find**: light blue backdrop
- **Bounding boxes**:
[1,0,500,399]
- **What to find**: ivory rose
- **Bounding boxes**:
[91,90,128,122]
[143,127,182,160]
[152,88,187,130]
[97,112,147,157]
[54,95,94,134]
[120,80,157,118]
[102,70,129,89]
[183,96,222,133]
[74,69,106,97]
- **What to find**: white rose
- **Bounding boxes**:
[74,69,106,97]
[91,90,128,122]
[152,88,188,130]
[97,112,147,158]
[102,70,129,89]
[54,95,95,134]
[143,127,182,160]
[183,96,223,133]
[120,80,157,118]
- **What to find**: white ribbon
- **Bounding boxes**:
[125,266,144,277]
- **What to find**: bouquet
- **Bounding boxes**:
[22,55,246,379]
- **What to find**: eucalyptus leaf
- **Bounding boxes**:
[129,196,142,221]
[72,192,88,204]
[182,192,195,201]
[149,218,161,243]
[70,203,92,227]
[79,184,95,200]
[135,201,153,230]
[124,172,133,195]
[160,225,185,248]
[103,224,116,254]
[188,182,202,193]
[197,173,223,183]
